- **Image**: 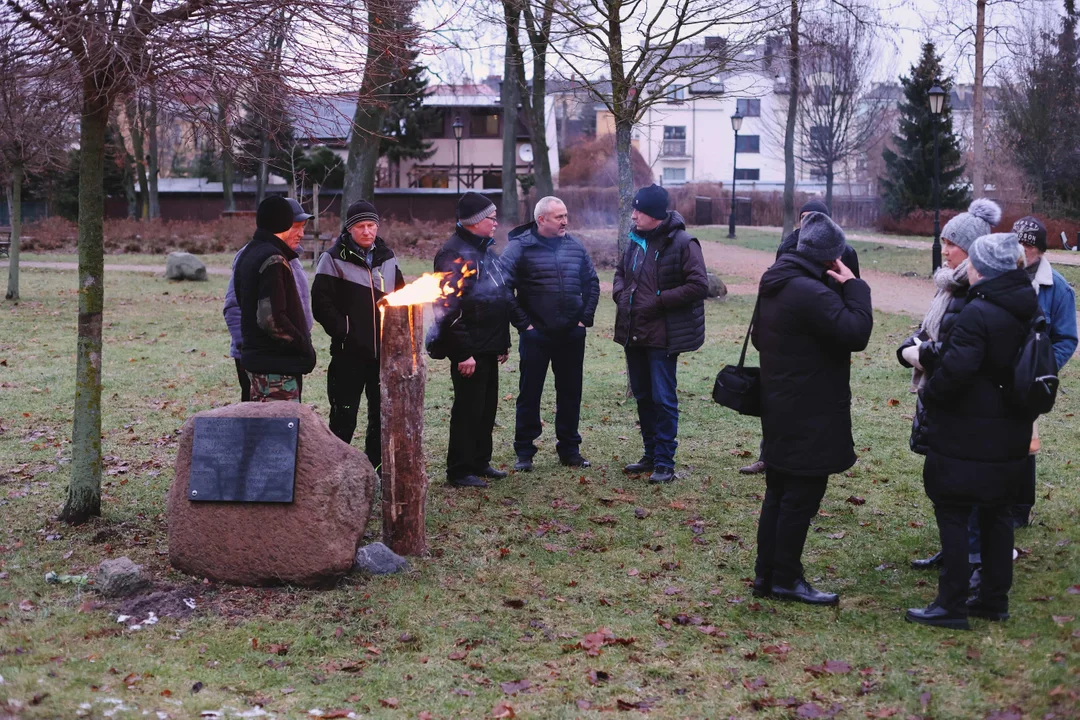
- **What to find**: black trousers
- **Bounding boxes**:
[448,354,500,480]
[327,355,381,470]
[514,326,586,459]
[935,502,1013,613]
[235,359,302,402]
[755,468,829,587]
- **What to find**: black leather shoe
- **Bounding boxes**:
[648,466,675,484]
[560,454,591,468]
[447,475,488,489]
[739,460,767,475]
[479,465,508,479]
[966,598,1009,622]
[911,550,943,570]
[514,456,533,472]
[623,457,654,474]
[905,602,970,630]
[771,578,839,606]
[752,576,773,598]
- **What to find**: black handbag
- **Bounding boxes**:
[712,300,762,417]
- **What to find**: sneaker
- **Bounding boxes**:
[623,457,654,474]
[514,456,533,472]
[447,475,488,489]
[560,454,590,468]
[648,466,675,484]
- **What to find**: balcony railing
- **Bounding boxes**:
[661,140,688,157]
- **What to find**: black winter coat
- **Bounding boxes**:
[612,212,709,355]
[776,228,861,279]
[752,252,874,477]
[501,223,601,332]
[234,228,317,375]
[311,235,405,362]
[897,289,969,455]
[430,226,512,362]
[920,269,1038,505]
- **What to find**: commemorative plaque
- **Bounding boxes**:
[188,417,298,502]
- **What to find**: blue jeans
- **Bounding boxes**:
[514,326,586,459]
[625,347,679,468]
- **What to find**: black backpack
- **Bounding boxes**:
[1009,313,1059,417]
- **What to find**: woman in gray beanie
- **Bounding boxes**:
[906,233,1038,629]
[898,198,1001,570]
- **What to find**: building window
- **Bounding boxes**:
[482,170,502,189]
[662,126,687,157]
[469,110,500,138]
[668,84,687,102]
[809,125,830,154]
[736,98,761,117]
[418,170,449,189]
[813,85,831,106]
[735,135,760,153]
[662,167,687,184]
[734,168,760,180]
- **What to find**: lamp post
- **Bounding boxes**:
[929,85,946,272]
[727,110,743,239]
[452,115,464,194]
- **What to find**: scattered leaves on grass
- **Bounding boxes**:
[663,586,681,596]
[966,646,981,660]
[587,669,610,685]
[379,697,399,708]
[750,696,799,710]
[590,515,618,526]
[846,496,866,506]
[826,532,846,540]
[499,679,531,695]
[804,660,852,677]
[448,649,469,661]
[864,708,900,718]
[985,708,1023,720]
[322,711,351,719]
[887,398,900,406]
[1052,615,1075,626]
[572,627,635,656]
[503,598,526,609]
[576,699,592,710]
[616,697,658,711]
[1067,585,1080,595]
[742,676,768,691]
[491,700,516,718]
[265,643,289,656]
[797,702,844,718]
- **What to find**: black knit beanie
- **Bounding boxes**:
[256,196,295,234]
[344,200,380,230]
[800,199,830,217]
[457,192,497,226]
[1013,216,1047,252]
[632,184,669,220]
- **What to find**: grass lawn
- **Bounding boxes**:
[1,262,1080,719]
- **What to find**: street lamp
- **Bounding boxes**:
[929,85,946,272]
[452,115,464,194]
[728,110,744,239]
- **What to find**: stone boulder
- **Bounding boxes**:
[706,272,728,299]
[94,557,150,597]
[354,542,409,575]
[165,251,208,281]
[168,402,376,587]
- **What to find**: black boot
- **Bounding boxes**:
[623,457,654,474]
[752,576,773,598]
[447,474,488,489]
[911,550,943,570]
[514,456,533,472]
[560,453,591,468]
[771,578,839,606]
[966,597,1009,622]
[648,466,675,484]
[479,465,508,479]
[905,602,970,630]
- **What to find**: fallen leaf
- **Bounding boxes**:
[1052,615,1075,626]
[627,568,639,577]
[499,679,531,695]
[265,643,289,656]
[587,669,610,685]
[379,697,399,708]
[322,712,351,719]
[491,700,516,718]
[846,496,866,506]
[826,532,846,540]
[576,699,592,710]
[887,398,900,406]
[448,650,468,661]
[798,703,826,718]
[805,659,851,676]
[664,586,681,595]
[616,697,657,711]
[1067,585,1080,595]
[503,598,526,609]
[966,646,981,660]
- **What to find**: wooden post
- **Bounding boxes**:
[379,303,428,555]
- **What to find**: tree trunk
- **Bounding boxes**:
[147,89,161,220]
[825,164,834,214]
[782,0,800,236]
[126,97,149,220]
[379,303,428,556]
[218,101,236,212]
[972,0,986,199]
[501,1,522,225]
[256,124,271,205]
[110,117,138,218]
[614,119,634,259]
[60,86,113,524]
[5,165,21,301]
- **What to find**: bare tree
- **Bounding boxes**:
[3,0,370,524]
[0,40,70,301]
[505,0,555,199]
[549,0,777,254]
[502,0,522,224]
[785,15,887,210]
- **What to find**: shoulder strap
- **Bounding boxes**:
[737,297,761,369]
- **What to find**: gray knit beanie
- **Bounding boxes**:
[796,211,847,263]
[968,233,1023,280]
[941,198,1002,252]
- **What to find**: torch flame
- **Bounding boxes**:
[379,260,478,307]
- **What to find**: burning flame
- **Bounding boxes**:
[379,262,477,307]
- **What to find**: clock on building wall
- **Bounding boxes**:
[518,143,534,163]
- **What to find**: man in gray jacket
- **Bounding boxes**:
[501,196,600,471]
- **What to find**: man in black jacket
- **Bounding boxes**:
[234,196,317,401]
[740,200,862,475]
[613,184,709,484]
[751,211,873,606]
[502,196,600,471]
[311,200,405,469]
[430,192,512,488]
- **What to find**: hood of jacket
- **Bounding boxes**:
[759,251,827,298]
[629,211,688,248]
[252,227,299,260]
[969,268,1039,322]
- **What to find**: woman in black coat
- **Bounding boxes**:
[906,233,1038,630]
[751,212,874,606]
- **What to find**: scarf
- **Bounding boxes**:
[911,259,970,389]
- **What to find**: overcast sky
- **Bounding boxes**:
[420,0,1063,88]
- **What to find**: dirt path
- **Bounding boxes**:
[0,260,232,275]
